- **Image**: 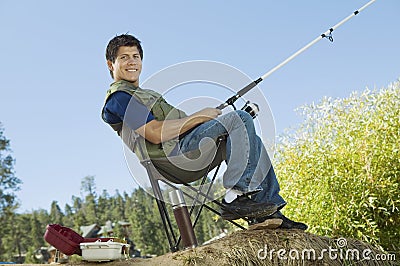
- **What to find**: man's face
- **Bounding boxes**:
[108,46,142,86]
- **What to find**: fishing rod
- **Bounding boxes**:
[216,0,377,111]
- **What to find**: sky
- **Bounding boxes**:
[0,0,398,213]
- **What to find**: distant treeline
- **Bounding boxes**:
[0,175,230,263]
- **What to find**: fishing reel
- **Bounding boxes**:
[216,90,259,118]
[224,99,260,119]
[241,101,260,119]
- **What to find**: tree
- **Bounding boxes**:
[80,175,98,224]
[81,175,96,197]
[129,188,169,255]
[0,124,21,214]
[97,189,111,222]
[71,195,87,228]
[49,201,64,225]
[29,211,46,249]
[62,203,74,227]
[275,81,400,252]
[0,124,22,260]
[110,190,126,221]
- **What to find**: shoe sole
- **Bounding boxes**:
[248,218,283,230]
[221,206,278,221]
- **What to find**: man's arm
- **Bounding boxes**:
[135,107,221,144]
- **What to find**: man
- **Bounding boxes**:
[102,34,307,230]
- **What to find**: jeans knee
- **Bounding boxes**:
[235,109,253,122]
[220,110,253,131]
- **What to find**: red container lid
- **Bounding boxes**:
[44,224,84,256]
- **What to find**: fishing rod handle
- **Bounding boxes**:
[216,95,240,110]
[216,103,228,110]
[216,79,262,110]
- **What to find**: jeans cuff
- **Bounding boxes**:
[230,185,263,195]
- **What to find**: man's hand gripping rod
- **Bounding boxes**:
[216,0,377,110]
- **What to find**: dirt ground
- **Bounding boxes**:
[13,229,397,266]
[64,229,396,266]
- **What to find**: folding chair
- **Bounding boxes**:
[121,126,248,252]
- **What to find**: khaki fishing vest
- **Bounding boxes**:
[102,80,187,159]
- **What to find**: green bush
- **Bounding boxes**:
[275,80,400,253]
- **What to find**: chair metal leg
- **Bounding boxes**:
[147,167,247,251]
[143,161,179,252]
[160,179,247,230]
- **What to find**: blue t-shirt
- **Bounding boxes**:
[102,91,155,130]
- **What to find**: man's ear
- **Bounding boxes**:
[107,60,114,72]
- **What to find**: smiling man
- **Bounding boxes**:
[107,45,142,85]
[101,34,307,230]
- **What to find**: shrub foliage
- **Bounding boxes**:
[275,81,400,253]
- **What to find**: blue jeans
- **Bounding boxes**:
[179,110,286,207]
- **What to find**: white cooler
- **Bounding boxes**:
[80,240,130,262]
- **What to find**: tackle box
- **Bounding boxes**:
[44,224,128,260]
[80,240,130,262]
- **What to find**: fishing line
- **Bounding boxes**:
[216,0,377,110]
